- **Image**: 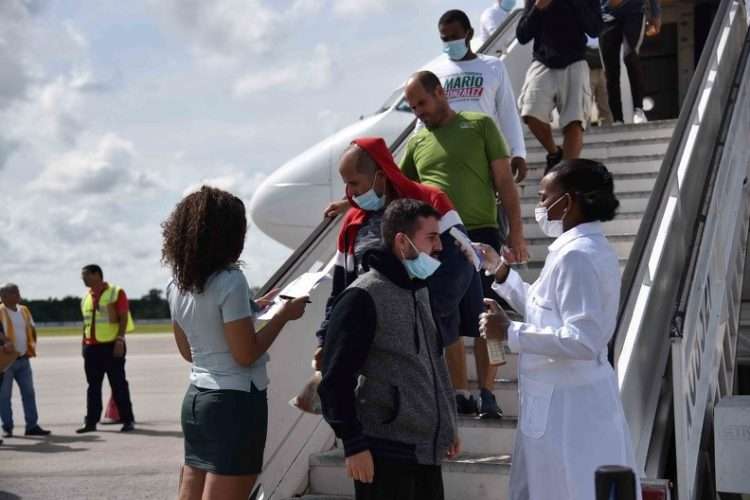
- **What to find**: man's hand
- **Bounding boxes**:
[480,299,510,342]
[506,231,529,264]
[535,0,553,10]
[2,343,15,354]
[113,338,125,358]
[446,436,461,459]
[511,157,528,183]
[346,450,375,483]
[646,16,662,37]
[324,199,351,218]
[607,0,624,7]
[312,347,323,371]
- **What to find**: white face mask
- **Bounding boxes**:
[534,194,569,238]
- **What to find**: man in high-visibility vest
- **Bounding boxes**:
[0,283,51,438]
[77,264,135,433]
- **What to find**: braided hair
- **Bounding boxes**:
[549,159,620,222]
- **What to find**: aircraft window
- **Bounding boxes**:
[377,89,406,113]
[395,98,412,113]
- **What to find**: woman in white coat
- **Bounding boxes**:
[478,159,639,500]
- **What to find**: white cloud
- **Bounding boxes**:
[32,133,156,194]
[158,0,281,58]
[64,20,88,48]
[182,170,268,201]
[233,44,334,97]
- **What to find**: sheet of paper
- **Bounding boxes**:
[257,269,330,321]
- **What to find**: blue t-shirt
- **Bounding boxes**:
[167,267,269,392]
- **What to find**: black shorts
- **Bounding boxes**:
[181,384,268,475]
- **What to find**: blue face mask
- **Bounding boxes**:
[500,0,516,12]
[443,39,469,61]
[402,237,441,280]
[352,176,385,211]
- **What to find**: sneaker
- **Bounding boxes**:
[120,422,135,433]
[479,388,503,420]
[633,108,648,124]
[2,429,11,438]
[25,426,51,436]
[545,146,563,174]
[76,424,97,434]
[455,394,478,416]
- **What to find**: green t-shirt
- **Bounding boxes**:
[400,111,510,230]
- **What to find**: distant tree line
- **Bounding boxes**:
[22,286,262,323]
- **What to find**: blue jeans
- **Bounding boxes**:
[0,356,40,432]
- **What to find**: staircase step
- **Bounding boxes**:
[309,449,511,499]
[521,216,643,240]
[528,237,633,262]
[523,119,677,142]
[466,379,519,417]
[522,194,648,218]
[458,415,518,456]
[526,137,669,164]
[522,155,663,184]
[464,345,519,381]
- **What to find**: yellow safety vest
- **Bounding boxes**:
[0,304,36,357]
[81,285,135,343]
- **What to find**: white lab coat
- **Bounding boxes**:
[492,222,640,500]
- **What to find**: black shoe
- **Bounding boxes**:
[545,146,563,174]
[76,424,97,434]
[2,429,12,438]
[479,388,503,420]
[455,394,478,416]
[120,422,135,433]
[25,426,51,436]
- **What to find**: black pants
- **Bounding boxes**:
[354,459,444,500]
[599,13,647,122]
[83,343,134,425]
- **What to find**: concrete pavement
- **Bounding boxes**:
[0,334,188,500]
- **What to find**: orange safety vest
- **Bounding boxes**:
[0,304,37,358]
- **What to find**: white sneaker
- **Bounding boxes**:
[633,108,648,124]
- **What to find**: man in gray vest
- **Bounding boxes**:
[319,199,460,500]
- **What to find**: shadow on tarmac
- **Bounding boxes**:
[0,491,22,500]
[0,433,99,453]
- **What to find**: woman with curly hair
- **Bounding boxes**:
[162,186,309,500]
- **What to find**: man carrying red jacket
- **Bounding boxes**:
[313,137,484,370]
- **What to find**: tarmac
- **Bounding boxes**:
[0,333,186,500]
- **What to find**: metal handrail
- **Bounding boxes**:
[612,0,748,476]
[613,0,734,353]
[477,8,524,54]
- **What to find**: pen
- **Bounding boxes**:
[279,294,312,303]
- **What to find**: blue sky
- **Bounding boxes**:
[0,0,503,299]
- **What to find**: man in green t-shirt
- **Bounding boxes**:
[402,70,528,419]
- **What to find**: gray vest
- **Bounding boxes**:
[351,269,457,465]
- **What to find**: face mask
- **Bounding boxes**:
[402,236,441,280]
[443,39,469,61]
[500,0,516,12]
[352,176,385,211]
[535,194,569,238]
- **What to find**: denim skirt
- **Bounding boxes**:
[181,383,268,475]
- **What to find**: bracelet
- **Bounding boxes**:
[115,337,125,343]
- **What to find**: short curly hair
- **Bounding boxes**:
[161,186,247,293]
